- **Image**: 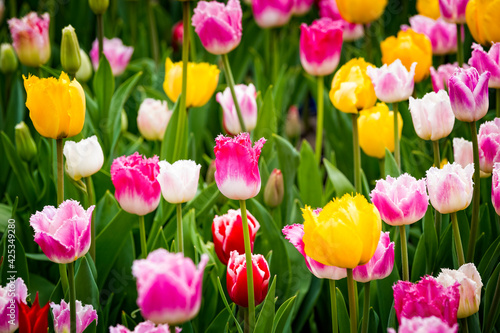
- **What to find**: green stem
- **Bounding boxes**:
[68,262,76,333]
[56,138,69,295]
[432,140,442,237]
[329,279,338,333]
[244,307,249,333]
[139,215,148,259]
[364,24,371,63]
[378,158,385,179]
[361,282,370,333]
[239,200,255,331]
[352,113,362,193]
[461,318,469,333]
[221,53,247,133]
[346,269,357,333]
[189,10,196,61]
[399,225,409,281]
[315,76,324,165]
[177,203,184,253]
[467,121,480,262]
[97,14,104,60]
[393,102,400,169]
[146,0,159,65]
[85,176,96,262]
[484,266,500,333]
[58,264,69,297]
[496,89,500,118]
[456,24,463,67]
[451,212,465,266]
[272,29,279,84]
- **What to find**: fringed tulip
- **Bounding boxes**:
[292,0,314,16]
[416,0,441,19]
[63,136,104,181]
[90,38,133,76]
[18,292,50,333]
[110,322,181,333]
[478,119,500,173]
[0,278,27,332]
[469,43,500,88]
[216,84,257,135]
[407,15,458,55]
[157,160,201,204]
[132,249,208,324]
[367,59,416,103]
[466,0,500,45]
[430,63,467,92]
[492,163,500,215]
[352,231,395,282]
[439,0,469,23]
[50,300,97,333]
[137,99,173,141]
[318,0,364,41]
[251,0,293,28]
[335,0,387,24]
[388,316,458,333]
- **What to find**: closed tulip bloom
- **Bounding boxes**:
[216,84,258,135]
[23,72,86,139]
[318,0,364,41]
[388,316,458,333]
[264,168,284,208]
[110,322,181,333]
[407,15,458,55]
[300,18,343,77]
[63,136,104,181]
[292,0,314,15]
[29,200,94,264]
[172,21,183,52]
[336,0,387,24]
[417,0,441,19]
[436,263,482,318]
[90,38,133,76]
[8,12,50,67]
[192,0,242,55]
[0,278,28,332]
[426,162,474,214]
[329,58,377,113]
[367,59,416,103]
[251,0,293,28]
[0,43,18,74]
[303,194,382,268]
[492,163,500,215]
[285,105,301,138]
[50,300,97,333]
[137,99,173,141]
[448,67,490,122]
[466,0,500,45]
[439,0,469,23]
[227,251,270,307]
[469,43,500,88]
[453,137,473,168]
[163,58,220,108]
[111,152,161,216]
[157,160,201,204]
[132,249,209,324]
[358,103,403,159]
[430,63,467,92]
[353,232,394,282]
[18,292,50,333]
[409,90,455,141]
[75,49,93,82]
[478,118,500,174]
[212,209,260,265]
[214,133,266,200]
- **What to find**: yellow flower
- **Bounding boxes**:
[381,29,433,83]
[358,103,403,159]
[303,194,382,269]
[329,58,377,114]
[416,0,441,19]
[163,58,220,108]
[23,72,85,139]
[336,0,388,24]
[466,0,500,45]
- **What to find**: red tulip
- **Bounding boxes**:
[18,293,50,333]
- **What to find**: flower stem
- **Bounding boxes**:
[85,176,96,262]
[496,88,500,118]
[97,14,104,60]
[346,269,357,333]
[68,262,76,333]
[432,140,442,237]
[364,24,371,62]
[56,138,64,205]
[485,268,500,333]
[239,200,255,331]
[146,0,159,65]
[176,203,184,253]
[378,158,385,178]
[399,225,409,281]
[361,282,370,333]
[244,307,249,333]
[139,215,148,259]
[352,113,362,193]
[221,53,247,133]
[456,24,463,67]
[315,76,324,165]
[451,212,465,266]
[467,121,480,262]
[329,279,338,333]
[393,102,400,169]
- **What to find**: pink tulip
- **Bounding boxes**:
[448,67,490,122]
[469,43,500,89]
[132,249,208,324]
[251,0,293,28]
[367,59,416,103]
[283,223,347,280]
[299,18,343,77]
[393,276,460,327]
[388,316,458,333]
[370,174,429,226]
[292,0,314,16]
[192,0,242,55]
[110,321,181,333]
[492,163,500,215]
[216,84,258,135]
[438,0,469,23]
[0,278,27,332]
[407,15,458,55]
[430,63,467,92]
[172,21,183,52]
[111,152,161,216]
[478,118,500,174]
[90,37,133,76]
[137,99,173,141]
[352,232,394,282]
[157,160,201,204]
[8,12,50,67]
[50,300,97,333]
[29,200,94,264]
[426,162,474,214]
[409,90,455,141]
[214,133,266,200]
[318,0,364,41]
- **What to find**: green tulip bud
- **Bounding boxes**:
[15,121,37,162]
[89,0,109,14]
[0,44,18,74]
[61,25,81,75]
[264,169,284,208]
[76,49,93,82]
[121,109,128,133]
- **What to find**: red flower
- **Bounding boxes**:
[18,292,49,333]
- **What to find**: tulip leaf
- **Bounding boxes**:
[478,235,500,281]
[272,295,296,333]
[255,276,277,333]
[483,263,500,331]
[323,158,355,198]
[422,209,438,273]
[298,140,322,208]
[160,96,187,163]
[384,148,401,177]
[183,182,220,219]
[435,221,454,271]
[368,307,380,333]
[93,56,114,124]
[205,308,232,333]
[29,273,54,306]
[411,234,427,282]
[376,265,399,332]
[216,277,244,333]
[94,190,120,236]
[291,277,322,332]
[335,287,350,333]
[254,86,277,161]
[0,233,30,289]
[75,256,99,310]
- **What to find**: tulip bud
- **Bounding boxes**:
[60,25,81,75]
[285,105,301,139]
[75,49,92,82]
[206,160,216,184]
[15,121,37,162]
[121,109,128,133]
[89,0,109,14]
[264,169,284,208]
[0,43,18,74]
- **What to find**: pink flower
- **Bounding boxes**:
[478,118,500,174]
[192,0,242,55]
[299,18,343,77]
[318,0,364,41]
[469,43,500,88]
[111,152,161,216]
[492,163,500,215]
[409,90,455,141]
[137,99,173,141]
[90,37,133,76]
[292,0,314,16]
[407,15,458,55]
[0,278,28,332]
[370,174,429,226]
[251,0,294,28]
[8,12,50,67]
[283,223,347,280]
[367,59,416,103]
[132,249,208,324]
[438,0,469,23]
[388,316,458,333]
[110,321,181,333]
[352,231,394,282]
[216,83,258,135]
[453,137,473,168]
[430,63,467,92]
[214,133,266,200]
[171,21,183,53]
[393,276,460,327]
[29,200,94,264]
[50,300,97,333]
[157,160,201,204]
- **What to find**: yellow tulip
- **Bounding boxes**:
[329,58,377,114]
[381,29,432,83]
[336,0,388,24]
[23,72,85,139]
[358,103,403,159]
[303,194,382,269]
[416,0,441,19]
[466,0,500,45]
[163,58,220,108]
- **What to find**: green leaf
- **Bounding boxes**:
[255,276,277,333]
[160,97,186,162]
[336,288,350,333]
[205,308,232,333]
[483,263,500,331]
[183,182,220,218]
[93,56,114,123]
[384,148,401,177]
[1,233,30,289]
[478,235,500,281]
[75,257,99,310]
[254,86,277,161]
[272,295,296,333]
[368,308,380,333]
[423,209,438,273]
[297,140,322,207]
[216,277,244,333]
[324,159,355,198]
[411,234,427,282]
[29,273,54,306]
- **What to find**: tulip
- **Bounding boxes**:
[132,249,209,324]
[75,49,92,83]
[214,133,266,200]
[23,72,86,139]
[352,232,395,282]
[329,58,377,114]
[137,99,173,141]
[448,67,490,122]
[89,0,109,14]
[50,300,97,333]
[466,0,500,45]
[163,58,220,108]
[157,160,201,204]
[430,63,467,92]
[388,316,458,333]
[299,18,343,77]
[285,105,301,138]
[90,37,133,76]
[15,121,37,162]
[335,0,387,24]
[478,119,500,174]
[227,251,270,307]
[0,43,18,74]
[407,15,458,55]
[206,160,216,184]
[8,12,50,67]
[453,137,474,169]
[63,136,104,181]
[192,0,242,55]
[110,322,181,333]
[212,209,260,265]
[416,0,441,19]
[251,0,293,28]
[264,169,284,208]
[439,0,468,23]
[292,0,314,16]
[409,90,455,141]
[60,25,81,75]
[0,278,27,332]
[318,0,364,41]
[18,292,50,333]
[469,43,500,88]
[492,163,500,215]
[358,103,403,159]
[110,152,161,216]
[381,29,433,83]
[436,263,482,318]
[171,21,183,52]
[367,59,416,103]
[216,84,258,135]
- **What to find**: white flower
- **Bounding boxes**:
[63,135,104,181]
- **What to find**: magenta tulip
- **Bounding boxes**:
[251,0,293,28]
[438,0,469,23]
[430,63,467,92]
[90,38,133,76]
[478,118,500,173]
[0,278,27,332]
[110,321,181,333]
[216,83,258,135]
[292,0,314,16]
[492,163,500,215]
[50,300,97,333]
[318,0,364,41]
[388,316,458,333]
[407,15,458,55]
[352,231,394,282]
[367,59,416,103]
[469,43,500,88]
